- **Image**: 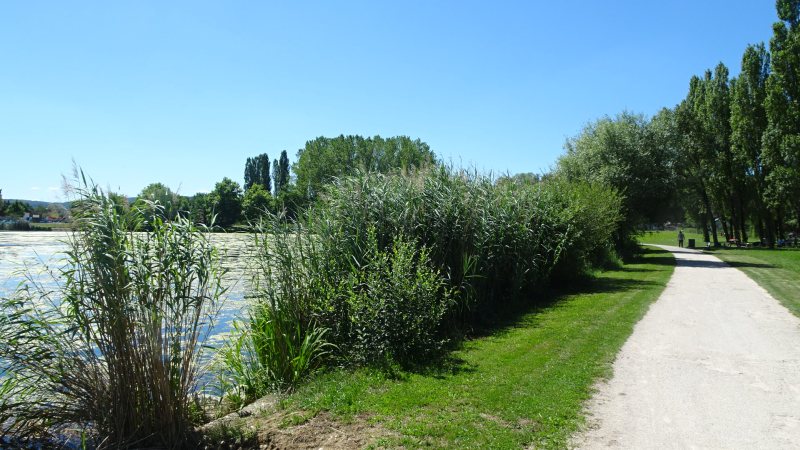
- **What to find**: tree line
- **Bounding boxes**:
[118,135,434,229]
[0,189,70,221]
[558,0,800,248]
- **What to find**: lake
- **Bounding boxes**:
[0,230,256,365]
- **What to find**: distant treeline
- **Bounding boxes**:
[103,135,436,229]
[0,189,70,222]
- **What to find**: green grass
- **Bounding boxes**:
[33,222,73,231]
[268,247,675,449]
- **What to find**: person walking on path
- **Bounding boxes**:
[678,229,685,248]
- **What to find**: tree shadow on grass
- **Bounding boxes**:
[724,260,775,269]
[398,353,476,380]
[674,259,775,269]
[461,274,666,340]
[400,247,674,378]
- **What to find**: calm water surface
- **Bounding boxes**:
[0,230,255,350]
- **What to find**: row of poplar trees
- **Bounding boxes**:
[672,0,800,246]
[244,150,290,195]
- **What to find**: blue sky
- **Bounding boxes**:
[1,1,777,202]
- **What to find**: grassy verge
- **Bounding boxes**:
[32,222,73,231]
[232,248,674,449]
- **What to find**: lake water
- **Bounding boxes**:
[0,230,255,363]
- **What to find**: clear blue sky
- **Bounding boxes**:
[1,1,777,202]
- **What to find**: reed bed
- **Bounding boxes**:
[0,176,225,449]
[217,168,623,405]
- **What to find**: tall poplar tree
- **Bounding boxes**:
[764,0,800,230]
[703,63,749,242]
[676,75,720,245]
[274,150,290,195]
[731,43,772,244]
[244,154,272,194]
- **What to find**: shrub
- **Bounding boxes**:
[0,220,31,231]
[0,176,225,448]
[335,230,453,365]
[538,177,624,280]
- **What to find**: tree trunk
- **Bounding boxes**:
[699,179,720,246]
[718,216,728,241]
[738,196,748,243]
[766,213,775,248]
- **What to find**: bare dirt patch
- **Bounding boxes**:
[258,412,394,449]
[201,407,396,449]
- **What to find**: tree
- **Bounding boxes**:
[244,154,271,194]
[675,74,723,245]
[210,177,242,228]
[0,189,5,216]
[188,193,213,226]
[273,150,290,195]
[293,135,436,200]
[702,63,749,243]
[274,184,307,221]
[558,112,676,245]
[764,0,800,231]
[5,200,28,218]
[242,183,273,222]
[731,43,772,244]
[134,182,180,220]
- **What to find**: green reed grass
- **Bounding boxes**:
[217,167,625,407]
[0,173,225,448]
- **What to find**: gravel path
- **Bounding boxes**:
[573,245,800,449]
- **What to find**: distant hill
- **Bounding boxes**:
[5,199,71,208]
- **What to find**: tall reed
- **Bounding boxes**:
[0,174,224,448]
[217,166,623,401]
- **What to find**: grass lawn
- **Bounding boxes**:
[236,248,675,449]
[31,222,73,231]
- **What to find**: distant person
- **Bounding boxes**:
[678,230,685,248]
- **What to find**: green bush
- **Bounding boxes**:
[539,177,624,280]
[337,230,453,365]
[0,220,31,231]
[0,176,225,448]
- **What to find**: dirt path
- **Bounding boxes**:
[573,245,800,449]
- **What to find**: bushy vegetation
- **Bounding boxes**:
[557,112,676,255]
[0,177,225,448]
[0,220,33,231]
[216,167,623,404]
